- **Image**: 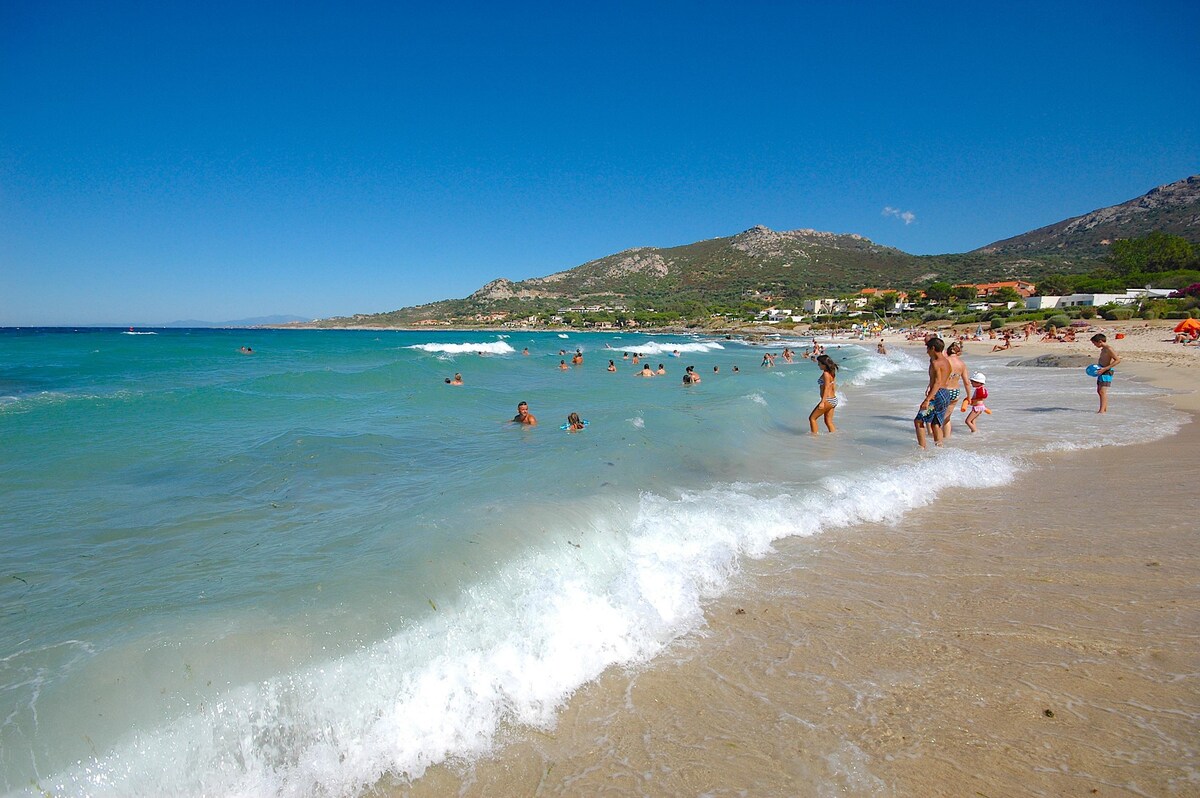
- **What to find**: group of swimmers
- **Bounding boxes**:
[496,331,1121,440]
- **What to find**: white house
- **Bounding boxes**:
[801,298,848,314]
[1025,296,1062,310]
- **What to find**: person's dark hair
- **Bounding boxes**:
[816,354,839,374]
[926,336,946,353]
[1091,333,1107,343]
[445,378,451,383]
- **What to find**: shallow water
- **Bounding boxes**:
[0,328,1185,796]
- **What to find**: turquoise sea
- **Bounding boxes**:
[0,328,1186,796]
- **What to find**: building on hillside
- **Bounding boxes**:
[801,298,846,314]
[969,280,1037,298]
[1052,287,1175,308]
[1025,296,1062,310]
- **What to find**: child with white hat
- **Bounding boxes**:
[963,372,990,433]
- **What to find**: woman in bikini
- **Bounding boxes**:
[808,354,839,434]
[942,341,972,439]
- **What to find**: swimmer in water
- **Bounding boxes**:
[637,364,655,377]
[607,360,617,372]
[566,412,585,432]
[512,401,537,426]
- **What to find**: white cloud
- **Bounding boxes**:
[882,206,916,225]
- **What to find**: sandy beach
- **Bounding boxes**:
[386,324,1199,798]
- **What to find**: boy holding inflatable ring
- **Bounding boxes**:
[1090,333,1120,414]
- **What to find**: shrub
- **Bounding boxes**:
[1140,310,1158,320]
[1047,314,1071,329]
[1079,306,1097,319]
[989,318,1004,330]
[1102,308,1134,321]
[1166,311,1191,319]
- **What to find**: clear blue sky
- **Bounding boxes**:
[3,1,1197,325]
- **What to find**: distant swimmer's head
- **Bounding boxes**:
[567,412,581,426]
[445,378,451,383]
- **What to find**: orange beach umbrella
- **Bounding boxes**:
[1174,318,1200,334]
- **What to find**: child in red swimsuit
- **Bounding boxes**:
[963,372,990,433]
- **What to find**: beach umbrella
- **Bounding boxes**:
[1173,318,1200,334]
[1070,319,1090,327]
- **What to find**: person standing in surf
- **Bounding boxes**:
[1091,333,1120,413]
[808,354,839,435]
[914,336,952,449]
[941,341,972,439]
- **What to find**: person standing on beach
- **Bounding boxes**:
[808,354,839,434]
[512,401,537,426]
[942,341,971,439]
[1091,333,1120,413]
[914,336,952,449]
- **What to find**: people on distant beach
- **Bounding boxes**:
[914,336,952,449]
[809,354,839,435]
[964,372,990,433]
[1092,333,1120,413]
[607,359,617,372]
[991,332,1013,352]
[565,412,586,432]
[512,401,537,426]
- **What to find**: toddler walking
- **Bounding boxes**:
[962,372,991,433]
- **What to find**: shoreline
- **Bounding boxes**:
[388,341,1199,796]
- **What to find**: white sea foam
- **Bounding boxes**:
[846,347,923,386]
[622,341,725,356]
[748,393,767,406]
[27,450,1020,798]
[406,341,516,355]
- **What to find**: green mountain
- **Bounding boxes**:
[304,175,1198,327]
[974,175,1200,257]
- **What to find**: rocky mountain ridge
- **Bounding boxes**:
[975,175,1200,256]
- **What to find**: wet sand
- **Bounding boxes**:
[383,360,1199,798]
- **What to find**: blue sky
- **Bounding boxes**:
[2,1,1197,325]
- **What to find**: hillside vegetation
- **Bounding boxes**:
[300,175,1200,328]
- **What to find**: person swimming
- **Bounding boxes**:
[607,360,617,372]
[565,412,586,432]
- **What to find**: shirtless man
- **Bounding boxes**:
[1091,333,1120,413]
[914,336,952,449]
[512,401,537,426]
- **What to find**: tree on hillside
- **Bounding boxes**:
[1110,231,1196,275]
[924,281,953,301]
[1034,274,1073,296]
[991,286,1023,304]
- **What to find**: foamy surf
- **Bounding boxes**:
[406,341,516,355]
[23,450,1022,798]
